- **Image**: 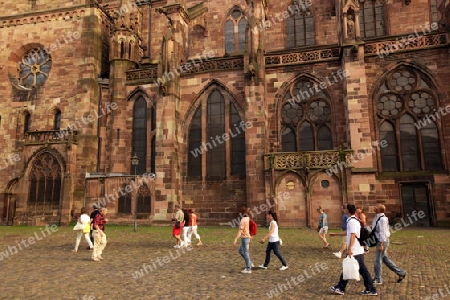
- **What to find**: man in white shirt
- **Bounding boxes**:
[372,204,406,284]
[329,204,377,296]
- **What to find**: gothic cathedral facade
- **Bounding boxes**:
[0,0,449,227]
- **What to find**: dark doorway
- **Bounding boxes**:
[400,183,432,226]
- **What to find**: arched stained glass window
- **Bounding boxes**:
[133,97,147,175]
[225,6,247,53]
[18,48,52,88]
[376,66,443,172]
[188,87,246,179]
[118,184,131,214]
[28,152,61,212]
[281,78,333,151]
[136,184,151,217]
[131,96,156,175]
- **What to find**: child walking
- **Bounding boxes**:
[258,211,288,271]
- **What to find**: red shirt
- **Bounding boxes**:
[93,213,107,231]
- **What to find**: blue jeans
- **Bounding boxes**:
[336,254,376,293]
[238,238,252,271]
[264,241,287,267]
[374,239,406,282]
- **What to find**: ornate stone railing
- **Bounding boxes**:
[125,57,244,85]
[182,57,244,74]
[126,67,158,84]
[24,130,78,145]
[364,32,448,56]
[264,150,353,171]
[265,47,340,67]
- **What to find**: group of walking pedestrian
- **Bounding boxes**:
[72,204,108,262]
[171,204,202,249]
[233,207,288,274]
[72,200,406,296]
[329,203,406,296]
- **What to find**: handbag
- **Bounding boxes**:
[83,222,90,233]
[343,256,360,281]
[175,221,181,229]
[73,222,84,231]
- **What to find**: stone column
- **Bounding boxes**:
[244,0,268,224]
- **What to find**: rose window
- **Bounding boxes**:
[18,49,52,88]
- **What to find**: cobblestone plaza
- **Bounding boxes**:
[1,226,449,300]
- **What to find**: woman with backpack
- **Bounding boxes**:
[258,211,288,271]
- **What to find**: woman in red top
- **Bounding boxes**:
[188,209,202,246]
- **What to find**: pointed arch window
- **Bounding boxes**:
[286,1,315,48]
[28,152,62,212]
[24,112,31,134]
[120,41,125,59]
[136,184,151,217]
[132,96,156,175]
[118,184,131,214]
[188,87,246,179]
[281,79,333,151]
[359,0,386,38]
[53,109,61,130]
[225,6,247,53]
[376,66,444,172]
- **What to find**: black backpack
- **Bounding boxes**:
[348,216,382,248]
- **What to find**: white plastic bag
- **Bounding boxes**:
[343,256,360,281]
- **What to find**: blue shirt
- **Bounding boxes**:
[319,213,328,228]
[342,213,349,231]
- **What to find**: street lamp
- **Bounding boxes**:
[130,153,140,231]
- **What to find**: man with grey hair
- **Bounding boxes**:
[92,207,108,262]
[372,204,406,284]
[172,204,184,248]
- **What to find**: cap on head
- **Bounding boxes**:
[93,204,98,209]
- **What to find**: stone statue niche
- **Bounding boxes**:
[346,9,356,41]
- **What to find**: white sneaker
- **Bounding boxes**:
[279,266,288,271]
[333,252,342,258]
[258,264,267,269]
[251,263,255,268]
[173,245,180,249]
[241,269,252,274]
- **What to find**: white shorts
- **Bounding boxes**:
[319,226,328,234]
